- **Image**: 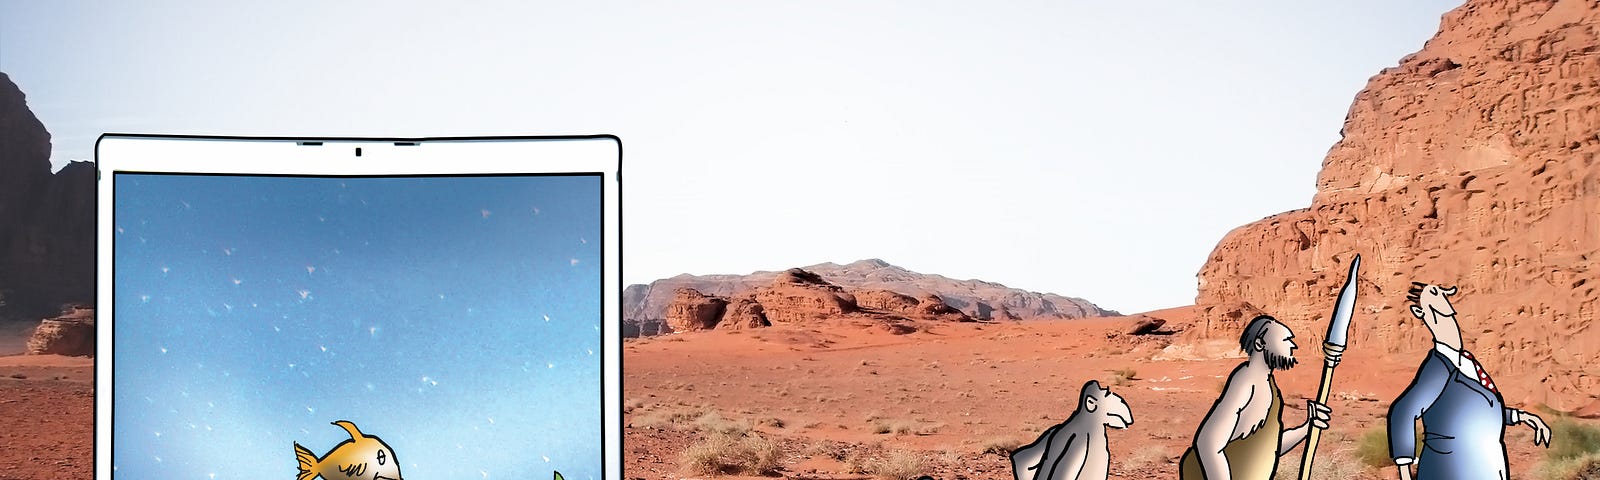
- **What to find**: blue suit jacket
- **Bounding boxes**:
[1387,349,1517,480]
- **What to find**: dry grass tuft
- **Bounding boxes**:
[1275,445,1365,480]
[848,449,928,480]
[1355,427,1420,467]
[977,436,1022,456]
[1110,368,1138,386]
[679,431,783,476]
[693,411,751,435]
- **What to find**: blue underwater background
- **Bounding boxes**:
[113,174,602,480]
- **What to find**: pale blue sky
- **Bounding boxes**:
[0,1,1462,313]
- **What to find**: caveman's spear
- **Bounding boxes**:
[1298,254,1360,480]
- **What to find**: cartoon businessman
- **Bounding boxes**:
[1179,315,1332,480]
[1387,282,1551,480]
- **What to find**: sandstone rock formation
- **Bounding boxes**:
[1125,317,1168,336]
[916,294,973,322]
[664,288,727,333]
[1194,0,1600,410]
[754,269,859,324]
[853,289,921,313]
[0,73,95,319]
[717,297,769,330]
[651,269,986,333]
[25,306,94,356]
[625,259,1114,334]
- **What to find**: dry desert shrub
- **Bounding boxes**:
[1275,446,1364,480]
[692,411,751,435]
[623,397,645,413]
[1535,452,1600,480]
[1122,444,1172,471]
[1110,368,1138,386]
[631,406,708,430]
[756,416,785,429]
[1548,416,1600,463]
[870,418,943,436]
[937,447,962,466]
[679,431,783,476]
[848,449,927,480]
[978,436,1022,456]
[1536,416,1600,480]
[1355,427,1422,467]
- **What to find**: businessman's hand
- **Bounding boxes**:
[1522,410,1551,447]
[1397,464,1413,480]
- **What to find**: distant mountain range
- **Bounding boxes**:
[624,259,1117,335]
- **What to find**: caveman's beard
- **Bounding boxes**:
[1265,349,1298,371]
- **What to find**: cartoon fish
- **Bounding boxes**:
[294,420,403,480]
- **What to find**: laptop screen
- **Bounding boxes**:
[99,137,619,480]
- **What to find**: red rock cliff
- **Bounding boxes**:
[0,73,95,319]
[1196,0,1600,411]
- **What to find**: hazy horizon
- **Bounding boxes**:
[0,1,1464,313]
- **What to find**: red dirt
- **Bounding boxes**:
[0,354,93,480]
[623,312,1576,479]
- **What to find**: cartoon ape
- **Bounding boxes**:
[1010,380,1133,480]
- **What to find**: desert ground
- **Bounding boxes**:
[0,354,93,480]
[623,309,1588,480]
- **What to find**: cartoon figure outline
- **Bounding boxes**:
[1009,380,1134,480]
[1179,315,1332,480]
[294,420,404,480]
[1386,282,1551,480]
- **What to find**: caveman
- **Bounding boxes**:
[1387,282,1550,480]
[1179,315,1332,480]
[1009,380,1133,480]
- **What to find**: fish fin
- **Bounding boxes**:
[339,463,367,477]
[553,472,564,480]
[332,420,364,440]
[294,442,318,480]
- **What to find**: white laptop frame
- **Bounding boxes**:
[93,134,622,480]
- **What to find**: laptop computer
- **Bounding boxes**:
[94,135,621,480]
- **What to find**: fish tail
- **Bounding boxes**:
[294,442,319,480]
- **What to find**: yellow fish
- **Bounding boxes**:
[294,420,403,480]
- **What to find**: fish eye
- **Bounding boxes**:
[377,449,385,465]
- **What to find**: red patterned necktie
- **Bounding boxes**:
[1460,350,1498,394]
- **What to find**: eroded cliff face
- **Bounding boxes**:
[0,73,95,319]
[1196,0,1600,410]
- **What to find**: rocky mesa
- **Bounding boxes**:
[1193,0,1600,411]
[627,259,1115,336]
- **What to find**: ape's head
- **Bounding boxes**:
[1080,380,1133,429]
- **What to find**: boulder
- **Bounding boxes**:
[26,306,94,356]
